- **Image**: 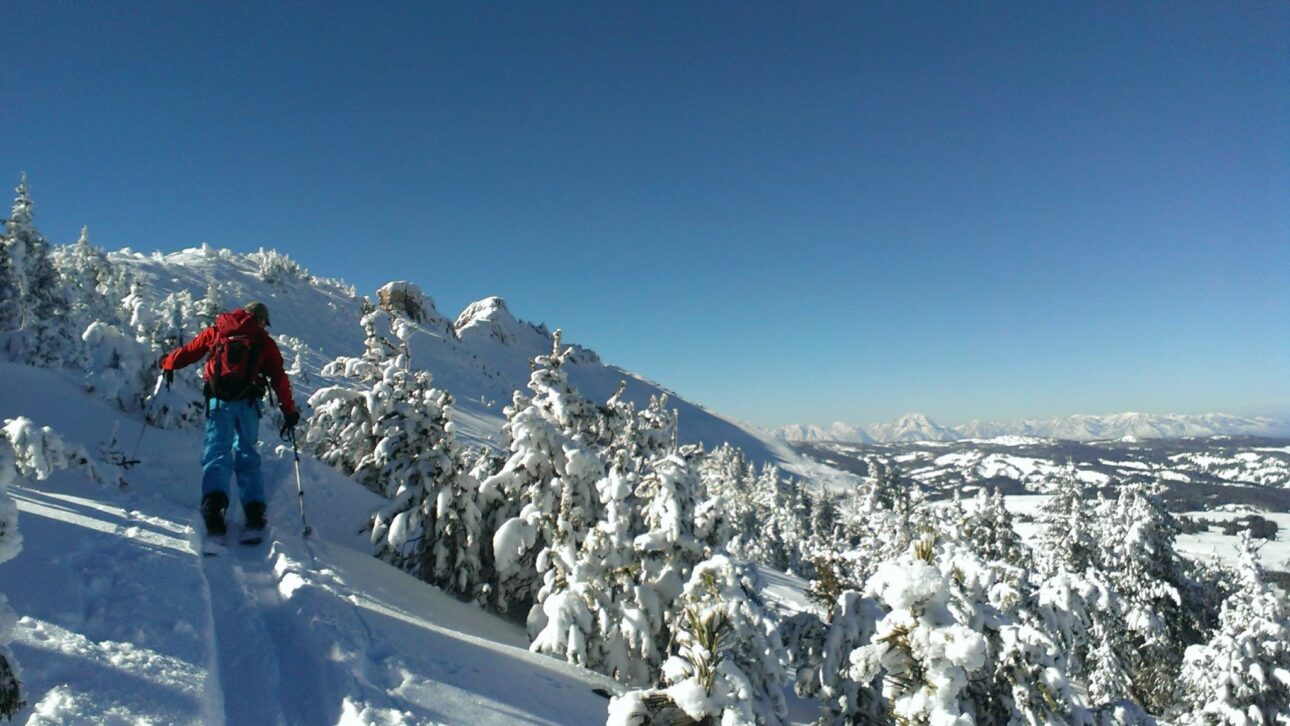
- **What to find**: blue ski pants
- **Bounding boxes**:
[201,398,265,507]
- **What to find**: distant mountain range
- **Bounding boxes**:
[773,412,1290,444]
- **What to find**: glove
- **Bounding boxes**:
[162,368,174,385]
[280,409,301,438]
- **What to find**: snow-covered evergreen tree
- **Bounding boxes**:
[818,590,887,724]
[51,226,117,338]
[195,280,223,327]
[1037,462,1098,577]
[961,487,1031,570]
[249,247,311,285]
[850,537,989,724]
[310,308,482,600]
[1034,568,1137,706]
[305,308,403,480]
[851,536,1092,725]
[840,462,935,587]
[699,443,760,559]
[0,225,14,339]
[81,322,159,413]
[1,175,76,367]
[607,556,789,726]
[1102,481,1211,712]
[481,332,603,619]
[365,370,461,566]
[1175,533,1290,725]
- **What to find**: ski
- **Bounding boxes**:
[203,534,228,557]
[238,526,266,546]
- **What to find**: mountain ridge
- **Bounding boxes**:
[775,411,1290,444]
[116,246,806,473]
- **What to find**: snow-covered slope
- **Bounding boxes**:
[0,361,617,724]
[117,246,805,473]
[776,411,1290,444]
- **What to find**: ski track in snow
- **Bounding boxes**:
[2,362,617,725]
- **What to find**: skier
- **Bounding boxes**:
[160,301,300,539]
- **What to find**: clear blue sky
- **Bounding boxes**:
[5,1,1287,428]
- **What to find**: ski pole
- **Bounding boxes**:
[288,429,312,537]
[128,372,170,466]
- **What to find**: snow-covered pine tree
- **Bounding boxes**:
[806,488,842,555]
[365,370,462,568]
[693,483,732,558]
[481,331,603,619]
[195,280,222,327]
[2,175,77,367]
[606,448,711,681]
[844,462,934,586]
[1086,620,1141,719]
[1036,461,1098,577]
[546,447,651,682]
[1031,465,1152,711]
[780,479,813,573]
[960,487,1031,570]
[249,247,311,285]
[524,433,605,662]
[463,447,505,607]
[1034,568,1138,708]
[157,290,199,350]
[817,590,887,724]
[836,479,873,550]
[80,321,160,413]
[305,307,402,481]
[51,226,117,339]
[1102,481,1212,712]
[606,556,789,726]
[1175,533,1290,725]
[744,462,791,570]
[700,444,765,563]
[852,536,1092,725]
[0,222,14,339]
[310,307,483,599]
[632,393,677,466]
[849,537,989,724]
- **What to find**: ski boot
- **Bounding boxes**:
[241,501,268,545]
[201,491,229,537]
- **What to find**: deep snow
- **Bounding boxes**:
[2,361,617,724]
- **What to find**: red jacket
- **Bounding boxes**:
[161,309,296,413]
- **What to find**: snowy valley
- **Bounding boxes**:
[0,180,1287,725]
